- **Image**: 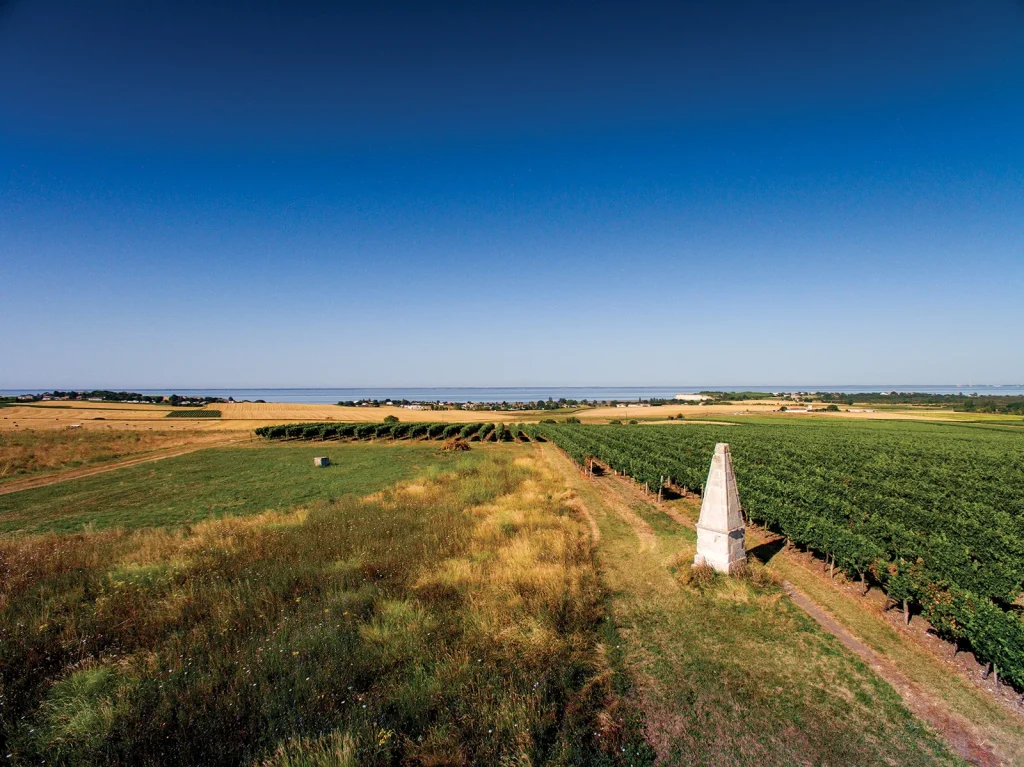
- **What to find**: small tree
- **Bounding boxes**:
[383,415,399,424]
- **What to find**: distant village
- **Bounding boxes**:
[337,393,721,411]
[8,390,227,407]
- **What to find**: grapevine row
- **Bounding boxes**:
[254,421,535,443]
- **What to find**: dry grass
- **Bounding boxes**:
[0,429,225,482]
[218,402,534,425]
[0,402,219,433]
[0,447,645,765]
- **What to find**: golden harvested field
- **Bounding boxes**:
[583,402,779,420]
[1,403,217,432]
[217,401,509,423]
[3,399,1002,436]
[1,402,531,434]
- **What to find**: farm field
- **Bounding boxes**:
[2,423,1022,764]
[2,398,1008,437]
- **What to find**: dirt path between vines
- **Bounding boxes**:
[781,581,1002,767]
[0,438,248,496]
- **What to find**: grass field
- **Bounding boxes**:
[1,445,643,765]
[0,443,466,535]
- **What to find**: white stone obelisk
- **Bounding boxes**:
[693,443,746,573]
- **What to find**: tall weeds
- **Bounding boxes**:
[0,451,637,765]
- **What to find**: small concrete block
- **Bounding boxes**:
[314,456,330,467]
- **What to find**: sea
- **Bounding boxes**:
[4,385,1024,404]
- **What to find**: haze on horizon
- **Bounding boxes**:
[1,1,1022,389]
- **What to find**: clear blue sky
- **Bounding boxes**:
[2,1,1022,388]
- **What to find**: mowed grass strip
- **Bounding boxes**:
[0,448,645,766]
[0,443,461,535]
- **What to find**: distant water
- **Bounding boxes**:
[5,385,1024,404]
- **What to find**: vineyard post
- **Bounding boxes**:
[658,475,663,503]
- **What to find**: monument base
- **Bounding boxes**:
[693,526,747,574]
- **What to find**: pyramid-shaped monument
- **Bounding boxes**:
[694,443,746,573]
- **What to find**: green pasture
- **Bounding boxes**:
[0,442,483,535]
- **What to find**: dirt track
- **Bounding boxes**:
[781,581,1001,767]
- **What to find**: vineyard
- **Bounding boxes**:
[165,409,222,418]
[536,420,1024,691]
[253,418,1024,690]
[253,421,540,442]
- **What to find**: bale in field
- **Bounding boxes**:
[313,456,330,467]
[441,437,470,451]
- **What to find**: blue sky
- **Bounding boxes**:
[2,1,1022,388]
